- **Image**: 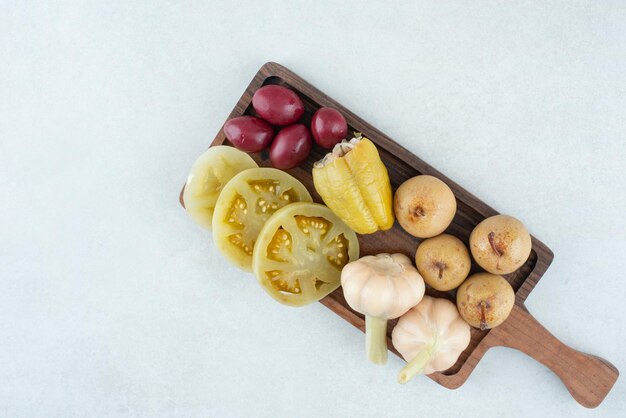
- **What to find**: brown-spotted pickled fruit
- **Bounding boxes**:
[394,175,457,238]
[456,273,515,330]
[469,214,532,275]
[415,234,471,291]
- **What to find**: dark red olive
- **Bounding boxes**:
[252,85,304,126]
[311,107,348,148]
[269,124,312,169]
[223,116,274,152]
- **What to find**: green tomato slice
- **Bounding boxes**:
[253,202,360,306]
[212,168,312,271]
[183,146,258,230]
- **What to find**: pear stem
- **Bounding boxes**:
[365,316,388,365]
[398,343,436,384]
[434,261,446,280]
[479,301,489,330]
[488,232,502,257]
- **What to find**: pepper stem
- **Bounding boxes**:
[365,316,388,365]
[397,344,435,384]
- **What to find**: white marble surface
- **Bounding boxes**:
[1,1,625,417]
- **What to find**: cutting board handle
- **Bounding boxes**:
[492,304,618,408]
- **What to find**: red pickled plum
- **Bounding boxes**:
[311,107,348,148]
[223,116,274,152]
[270,124,312,169]
[252,85,304,126]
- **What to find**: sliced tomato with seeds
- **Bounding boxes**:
[212,168,312,271]
[253,202,359,306]
[183,146,258,230]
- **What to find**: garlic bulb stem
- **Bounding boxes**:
[365,315,388,365]
[397,339,437,384]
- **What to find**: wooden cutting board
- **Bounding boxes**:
[180,62,618,408]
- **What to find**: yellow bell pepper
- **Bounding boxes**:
[312,134,394,234]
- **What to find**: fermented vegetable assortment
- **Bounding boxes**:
[182,80,531,387]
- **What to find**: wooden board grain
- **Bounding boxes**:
[180,62,618,408]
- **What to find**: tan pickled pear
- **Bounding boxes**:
[394,175,457,238]
[469,214,532,275]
